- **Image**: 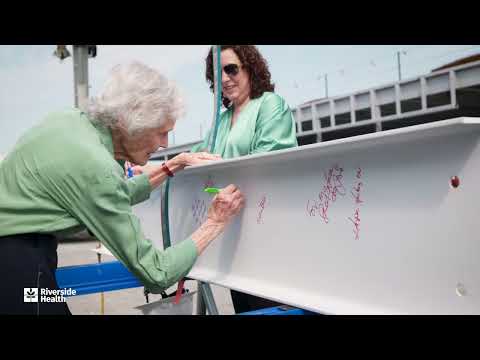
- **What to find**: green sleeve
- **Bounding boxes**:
[250,94,298,154]
[43,159,198,293]
[125,173,151,205]
[114,158,151,206]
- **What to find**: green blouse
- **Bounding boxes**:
[191,92,298,157]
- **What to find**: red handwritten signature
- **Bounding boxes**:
[257,195,267,224]
[356,167,362,179]
[306,164,346,223]
[348,208,361,240]
[350,182,363,205]
[204,177,215,189]
[348,167,363,240]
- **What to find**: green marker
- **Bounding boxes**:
[204,187,220,194]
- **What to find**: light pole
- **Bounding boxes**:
[54,45,97,111]
[396,50,407,81]
[324,73,329,98]
[317,74,329,98]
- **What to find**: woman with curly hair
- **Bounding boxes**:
[191,45,298,313]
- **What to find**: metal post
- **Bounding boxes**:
[73,45,89,111]
[196,284,206,315]
[96,242,105,315]
[194,44,222,316]
[207,45,222,151]
[397,51,401,81]
[396,51,406,81]
[197,281,219,314]
[199,281,219,315]
[325,74,329,98]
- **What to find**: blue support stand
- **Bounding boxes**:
[240,306,316,315]
[56,261,142,296]
[56,261,313,315]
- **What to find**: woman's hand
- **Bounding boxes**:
[127,162,156,176]
[207,184,245,225]
[125,152,221,178]
[125,152,222,190]
[173,152,222,170]
[191,184,245,255]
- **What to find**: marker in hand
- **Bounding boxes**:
[126,161,134,178]
[204,187,220,194]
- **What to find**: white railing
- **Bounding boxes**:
[293,60,480,137]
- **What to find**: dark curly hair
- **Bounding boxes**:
[206,45,275,108]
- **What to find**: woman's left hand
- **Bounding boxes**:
[125,152,222,189]
[173,152,222,169]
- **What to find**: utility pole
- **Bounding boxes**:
[317,74,329,98]
[396,50,407,81]
[54,45,97,111]
[324,74,329,98]
[73,46,89,111]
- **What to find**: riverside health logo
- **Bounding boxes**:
[23,288,76,303]
[24,288,38,302]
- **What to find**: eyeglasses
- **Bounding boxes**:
[223,63,241,77]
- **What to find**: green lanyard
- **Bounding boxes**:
[162,45,222,250]
[208,45,223,153]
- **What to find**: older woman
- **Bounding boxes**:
[0,62,244,315]
[191,46,298,313]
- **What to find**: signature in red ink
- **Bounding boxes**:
[356,167,362,179]
[348,208,360,240]
[306,164,346,223]
[350,181,363,205]
[257,195,267,224]
[348,167,363,239]
[306,199,330,222]
[204,177,215,189]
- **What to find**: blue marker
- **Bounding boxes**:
[127,167,134,178]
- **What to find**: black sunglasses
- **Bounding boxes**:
[223,63,241,77]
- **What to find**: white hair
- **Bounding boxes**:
[87,62,185,134]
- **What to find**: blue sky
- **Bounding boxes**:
[1,45,479,156]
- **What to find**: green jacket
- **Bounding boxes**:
[0,108,197,293]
